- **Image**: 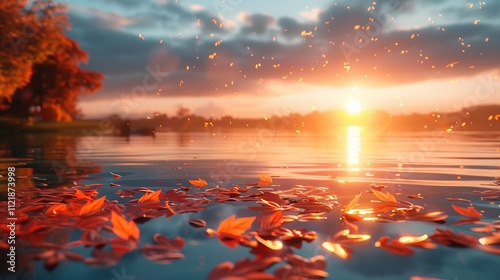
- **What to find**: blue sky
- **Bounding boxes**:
[56,0,500,118]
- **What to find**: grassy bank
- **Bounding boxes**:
[0,117,101,135]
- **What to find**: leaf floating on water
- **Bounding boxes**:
[188,178,208,188]
[141,235,185,264]
[343,192,362,214]
[208,257,281,280]
[478,235,500,246]
[187,218,206,228]
[254,234,284,250]
[75,189,93,201]
[398,234,436,249]
[371,189,397,203]
[375,236,414,255]
[259,210,283,231]
[79,196,106,216]
[322,242,352,260]
[430,228,478,247]
[217,215,255,236]
[275,254,329,279]
[407,194,424,200]
[257,174,273,186]
[138,190,161,204]
[111,211,140,241]
[45,203,68,216]
[451,204,482,218]
[445,197,471,203]
[406,211,448,222]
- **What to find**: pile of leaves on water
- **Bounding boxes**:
[1,173,500,279]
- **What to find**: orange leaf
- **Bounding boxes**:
[260,210,282,231]
[322,242,352,260]
[111,211,140,240]
[75,189,93,200]
[451,204,482,218]
[189,178,208,188]
[79,196,106,216]
[138,190,161,204]
[257,174,273,186]
[343,192,362,213]
[372,189,397,203]
[217,215,255,236]
[45,204,68,216]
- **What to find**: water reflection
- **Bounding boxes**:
[0,134,102,194]
[347,125,361,171]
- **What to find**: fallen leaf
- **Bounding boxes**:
[138,190,162,204]
[189,178,208,188]
[258,174,273,186]
[79,196,106,216]
[372,189,397,203]
[110,211,140,240]
[217,215,256,236]
[451,204,482,218]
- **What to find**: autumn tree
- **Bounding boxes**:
[0,0,103,121]
[0,0,67,102]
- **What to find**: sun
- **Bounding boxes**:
[346,99,362,115]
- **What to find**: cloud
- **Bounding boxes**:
[240,13,276,34]
[66,0,500,102]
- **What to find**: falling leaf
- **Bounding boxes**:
[110,211,140,240]
[189,178,208,188]
[451,204,482,218]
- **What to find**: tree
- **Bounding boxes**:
[0,0,103,121]
[0,0,68,102]
[30,37,103,120]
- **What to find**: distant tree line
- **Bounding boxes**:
[103,104,500,134]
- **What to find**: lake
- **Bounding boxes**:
[1,127,500,280]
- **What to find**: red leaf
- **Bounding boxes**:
[451,204,482,218]
[79,196,106,216]
[75,189,93,200]
[138,190,161,204]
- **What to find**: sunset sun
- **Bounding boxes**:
[346,99,362,115]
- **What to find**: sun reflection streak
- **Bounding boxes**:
[347,126,361,171]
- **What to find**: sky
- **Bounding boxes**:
[56,0,500,119]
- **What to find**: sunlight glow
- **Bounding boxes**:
[347,125,361,171]
[346,99,362,115]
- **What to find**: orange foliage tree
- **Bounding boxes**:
[0,0,103,121]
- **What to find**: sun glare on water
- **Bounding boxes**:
[346,99,361,115]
